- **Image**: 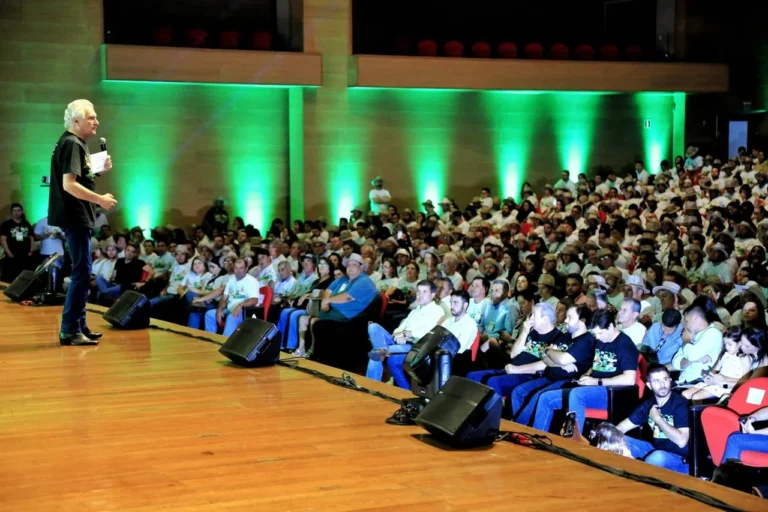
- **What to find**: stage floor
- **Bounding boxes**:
[0,297,763,511]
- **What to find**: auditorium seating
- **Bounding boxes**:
[497,42,518,59]
[573,44,595,61]
[417,39,438,56]
[186,28,209,48]
[219,30,241,49]
[523,42,544,59]
[444,40,464,58]
[471,41,491,58]
[251,31,273,51]
[549,43,569,60]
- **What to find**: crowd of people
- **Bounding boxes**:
[2,145,768,487]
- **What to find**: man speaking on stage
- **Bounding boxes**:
[48,99,118,346]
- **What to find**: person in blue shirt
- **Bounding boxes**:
[616,364,690,474]
[641,309,684,366]
[532,308,638,433]
[512,304,596,426]
[318,253,378,321]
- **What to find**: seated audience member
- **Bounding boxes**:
[366,280,444,385]
[672,302,724,384]
[278,256,334,357]
[532,308,638,433]
[591,422,633,458]
[467,276,491,325]
[640,309,683,365]
[272,260,297,302]
[618,298,646,348]
[720,405,768,463]
[512,305,596,425]
[439,290,481,376]
[477,279,517,368]
[93,242,145,300]
[467,303,565,399]
[616,364,690,474]
[682,327,752,401]
[148,247,191,307]
[204,258,263,336]
[316,254,377,322]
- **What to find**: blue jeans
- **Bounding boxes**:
[512,378,569,427]
[204,308,244,336]
[367,323,412,382]
[722,433,768,463]
[149,293,177,307]
[61,228,92,334]
[94,275,121,300]
[625,437,689,474]
[187,292,214,329]
[466,369,535,398]
[278,307,309,350]
[532,385,608,433]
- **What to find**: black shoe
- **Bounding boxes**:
[81,329,103,341]
[59,332,99,346]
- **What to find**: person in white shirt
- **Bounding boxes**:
[467,276,491,325]
[204,258,263,336]
[554,170,576,194]
[672,304,724,384]
[442,289,479,355]
[33,216,65,265]
[618,298,647,348]
[366,280,445,382]
[273,260,297,302]
[480,187,494,209]
[368,176,391,215]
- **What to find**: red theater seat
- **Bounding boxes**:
[599,44,620,60]
[186,28,208,48]
[574,44,595,60]
[471,41,491,58]
[219,30,240,49]
[549,43,569,60]
[251,31,272,50]
[624,45,643,61]
[152,26,174,46]
[417,39,438,56]
[444,40,464,57]
[497,42,518,59]
[523,42,544,59]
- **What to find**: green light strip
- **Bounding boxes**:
[673,92,687,162]
[636,93,676,173]
[101,79,317,89]
[552,94,603,179]
[288,88,305,223]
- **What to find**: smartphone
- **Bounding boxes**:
[562,411,576,438]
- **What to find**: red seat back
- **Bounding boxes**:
[153,26,174,46]
[379,292,388,319]
[186,29,208,47]
[417,40,438,56]
[251,31,272,51]
[549,43,569,60]
[444,40,464,57]
[497,42,518,59]
[471,41,491,58]
[624,45,643,61]
[259,286,273,320]
[470,331,481,362]
[728,377,768,415]
[574,44,595,60]
[599,44,619,61]
[523,42,544,59]
[219,30,240,49]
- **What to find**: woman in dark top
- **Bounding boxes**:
[278,257,335,357]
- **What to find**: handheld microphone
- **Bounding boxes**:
[100,137,107,152]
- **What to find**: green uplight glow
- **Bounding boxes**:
[673,92,687,162]
[636,93,676,173]
[551,94,602,178]
[482,92,540,200]
[396,90,455,205]
[99,81,177,229]
[203,86,287,234]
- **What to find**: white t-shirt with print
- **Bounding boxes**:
[225,274,263,310]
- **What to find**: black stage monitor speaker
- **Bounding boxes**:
[219,318,280,367]
[3,270,46,302]
[104,290,151,329]
[415,376,503,448]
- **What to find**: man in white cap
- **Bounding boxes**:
[368,176,391,215]
[624,275,653,314]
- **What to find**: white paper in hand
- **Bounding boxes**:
[89,151,108,174]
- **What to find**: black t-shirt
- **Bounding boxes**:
[0,218,32,257]
[590,332,639,379]
[114,258,146,291]
[48,131,96,230]
[628,392,689,456]
[509,328,566,366]
[544,332,596,381]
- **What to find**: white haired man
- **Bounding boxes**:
[49,99,118,346]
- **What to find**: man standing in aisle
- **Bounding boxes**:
[48,99,117,346]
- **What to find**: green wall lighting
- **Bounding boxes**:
[552,93,602,179]
[636,93,675,173]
